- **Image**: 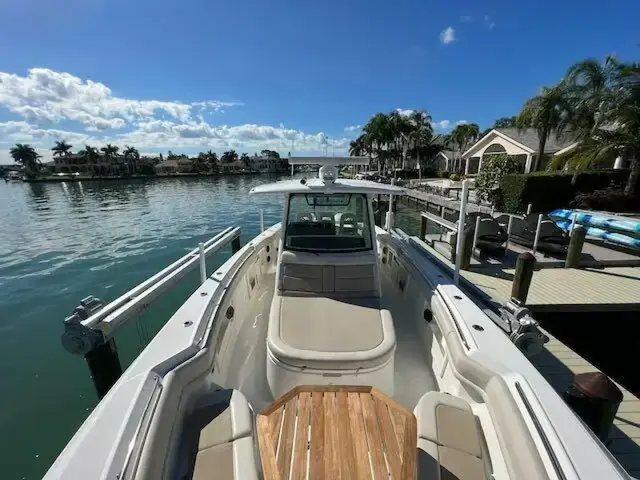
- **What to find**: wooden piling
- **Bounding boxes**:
[419,214,427,241]
[565,225,586,268]
[511,252,536,304]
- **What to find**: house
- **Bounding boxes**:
[219,160,247,173]
[50,154,125,175]
[433,150,456,172]
[461,128,578,174]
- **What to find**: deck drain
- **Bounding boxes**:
[472,324,484,331]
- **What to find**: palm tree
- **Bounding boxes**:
[220,150,239,164]
[123,146,140,175]
[517,85,571,171]
[364,113,392,172]
[450,123,480,172]
[51,140,72,158]
[408,110,434,176]
[553,61,640,195]
[10,144,41,176]
[100,144,121,175]
[79,145,99,175]
[240,153,251,168]
[493,116,518,128]
[205,150,219,173]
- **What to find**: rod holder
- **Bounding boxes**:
[199,242,206,284]
[511,252,536,304]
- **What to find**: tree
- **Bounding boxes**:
[260,149,280,159]
[205,150,219,173]
[240,153,251,168]
[475,154,521,205]
[552,60,640,195]
[408,110,434,175]
[493,116,518,128]
[220,150,239,163]
[51,140,72,157]
[10,144,41,176]
[364,113,392,172]
[450,123,480,171]
[123,146,140,175]
[516,85,571,171]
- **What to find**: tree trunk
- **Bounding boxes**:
[534,128,548,172]
[624,155,639,196]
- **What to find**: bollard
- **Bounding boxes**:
[419,214,428,241]
[511,252,536,304]
[565,225,586,268]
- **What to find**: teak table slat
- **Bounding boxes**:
[257,385,417,480]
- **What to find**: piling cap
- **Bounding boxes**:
[573,372,623,402]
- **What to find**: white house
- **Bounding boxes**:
[461,128,578,174]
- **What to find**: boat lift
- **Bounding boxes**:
[61,227,241,398]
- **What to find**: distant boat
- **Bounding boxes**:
[5,171,22,181]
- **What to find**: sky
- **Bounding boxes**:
[0,0,638,163]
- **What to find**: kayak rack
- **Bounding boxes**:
[61,226,241,398]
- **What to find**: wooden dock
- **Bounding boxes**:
[530,328,640,478]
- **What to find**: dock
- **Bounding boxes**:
[530,328,640,478]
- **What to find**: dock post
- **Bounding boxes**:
[461,222,475,270]
[511,252,536,304]
[506,216,514,249]
[454,180,470,285]
[565,225,586,268]
[472,215,481,253]
[231,236,241,254]
[532,213,543,254]
[198,242,207,284]
[85,338,122,399]
[527,203,533,214]
[570,212,578,234]
[419,214,428,241]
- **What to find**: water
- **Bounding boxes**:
[0,176,420,479]
[0,176,285,479]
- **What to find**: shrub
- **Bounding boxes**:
[475,154,520,206]
[572,188,640,212]
[437,170,450,178]
[449,173,461,181]
[497,169,630,214]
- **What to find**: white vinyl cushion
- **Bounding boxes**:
[267,294,396,370]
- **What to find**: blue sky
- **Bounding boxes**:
[0,0,638,162]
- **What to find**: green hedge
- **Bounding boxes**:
[497,169,630,213]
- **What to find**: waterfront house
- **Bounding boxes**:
[50,153,125,176]
[460,128,578,174]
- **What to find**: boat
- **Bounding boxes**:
[46,158,630,479]
[505,213,570,256]
[5,170,22,181]
[550,209,640,249]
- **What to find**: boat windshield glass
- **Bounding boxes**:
[284,193,372,252]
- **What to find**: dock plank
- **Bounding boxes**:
[530,328,640,478]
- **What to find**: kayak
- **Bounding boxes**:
[554,219,640,249]
[550,209,640,238]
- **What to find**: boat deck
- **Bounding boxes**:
[530,328,640,478]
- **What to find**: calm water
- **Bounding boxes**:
[0,176,419,479]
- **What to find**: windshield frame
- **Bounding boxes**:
[283,192,373,253]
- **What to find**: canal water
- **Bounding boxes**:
[0,176,419,479]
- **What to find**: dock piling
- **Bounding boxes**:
[454,180,470,285]
[511,252,536,304]
[85,338,122,399]
[565,225,587,268]
[419,214,427,241]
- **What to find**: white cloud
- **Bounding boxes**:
[433,120,451,130]
[0,68,350,159]
[0,68,242,131]
[484,15,496,29]
[395,109,414,117]
[439,27,455,45]
[344,124,361,132]
[456,120,469,126]
[460,15,472,22]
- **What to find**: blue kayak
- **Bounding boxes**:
[554,219,640,249]
[550,209,640,238]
